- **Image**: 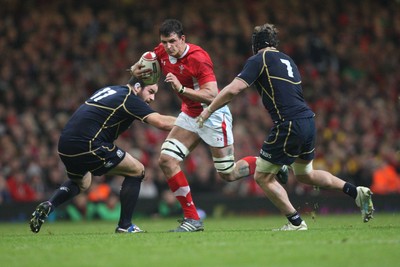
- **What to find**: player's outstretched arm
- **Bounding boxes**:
[197,78,248,128]
[145,113,176,131]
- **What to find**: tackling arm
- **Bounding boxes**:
[208,78,248,113]
[197,78,248,127]
[145,113,176,131]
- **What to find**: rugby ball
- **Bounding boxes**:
[139,51,161,85]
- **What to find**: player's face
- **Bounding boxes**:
[160,33,186,58]
[139,84,158,104]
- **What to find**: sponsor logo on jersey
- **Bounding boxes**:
[179,64,184,74]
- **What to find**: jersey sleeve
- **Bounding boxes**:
[191,51,216,85]
[124,94,156,122]
[236,55,263,87]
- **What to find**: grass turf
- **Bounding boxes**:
[0,213,399,267]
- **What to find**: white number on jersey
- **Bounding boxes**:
[280,59,294,78]
[90,87,117,102]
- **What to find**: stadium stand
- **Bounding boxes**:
[0,1,398,217]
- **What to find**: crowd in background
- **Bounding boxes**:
[0,0,399,210]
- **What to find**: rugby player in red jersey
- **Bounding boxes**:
[132,19,260,232]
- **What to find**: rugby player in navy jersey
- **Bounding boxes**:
[30,77,176,234]
[198,23,374,230]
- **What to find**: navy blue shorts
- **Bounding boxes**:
[259,117,315,165]
[58,142,126,180]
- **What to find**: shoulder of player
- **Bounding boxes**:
[184,43,205,54]
[264,49,289,60]
[186,43,211,62]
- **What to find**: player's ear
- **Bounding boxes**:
[133,82,142,95]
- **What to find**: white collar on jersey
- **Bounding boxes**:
[168,44,190,64]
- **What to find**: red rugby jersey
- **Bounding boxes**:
[154,43,217,117]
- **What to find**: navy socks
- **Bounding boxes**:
[343,182,357,199]
[49,180,81,209]
[118,176,143,229]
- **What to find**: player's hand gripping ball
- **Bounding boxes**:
[139,51,161,85]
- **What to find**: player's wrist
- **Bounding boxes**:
[178,85,186,94]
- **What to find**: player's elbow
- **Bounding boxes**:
[158,122,174,131]
[151,121,172,131]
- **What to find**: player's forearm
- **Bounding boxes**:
[208,81,245,112]
[146,114,176,131]
[207,90,234,113]
[180,87,216,104]
[158,115,176,131]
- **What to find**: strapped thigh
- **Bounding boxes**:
[291,161,313,175]
[255,157,282,174]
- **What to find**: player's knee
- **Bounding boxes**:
[159,139,189,170]
[133,169,145,180]
[160,139,189,161]
[213,155,235,175]
[254,172,275,185]
[158,153,175,170]
[72,173,92,192]
[132,165,145,178]
[254,172,264,185]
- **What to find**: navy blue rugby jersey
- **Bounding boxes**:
[236,49,314,123]
[59,85,155,153]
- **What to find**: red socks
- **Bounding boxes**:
[241,156,257,175]
[167,171,200,220]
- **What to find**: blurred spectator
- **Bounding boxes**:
[6,171,37,202]
[0,0,398,204]
[96,192,121,221]
[371,163,400,195]
[157,189,182,217]
[138,168,159,199]
[64,193,97,221]
[87,176,111,203]
[0,174,12,204]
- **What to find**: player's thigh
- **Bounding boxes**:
[209,144,234,158]
[166,125,201,151]
[107,152,144,177]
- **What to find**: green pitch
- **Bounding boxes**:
[1,213,399,267]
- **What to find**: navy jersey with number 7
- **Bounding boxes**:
[236,48,314,124]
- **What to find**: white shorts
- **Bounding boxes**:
[175,106,233,148]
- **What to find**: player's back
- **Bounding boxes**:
[255,49,314,123]
[59,85,144,154]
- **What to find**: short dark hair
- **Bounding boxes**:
[252,23,279,54]
[159,19,184,37]
[128,76,145,88]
